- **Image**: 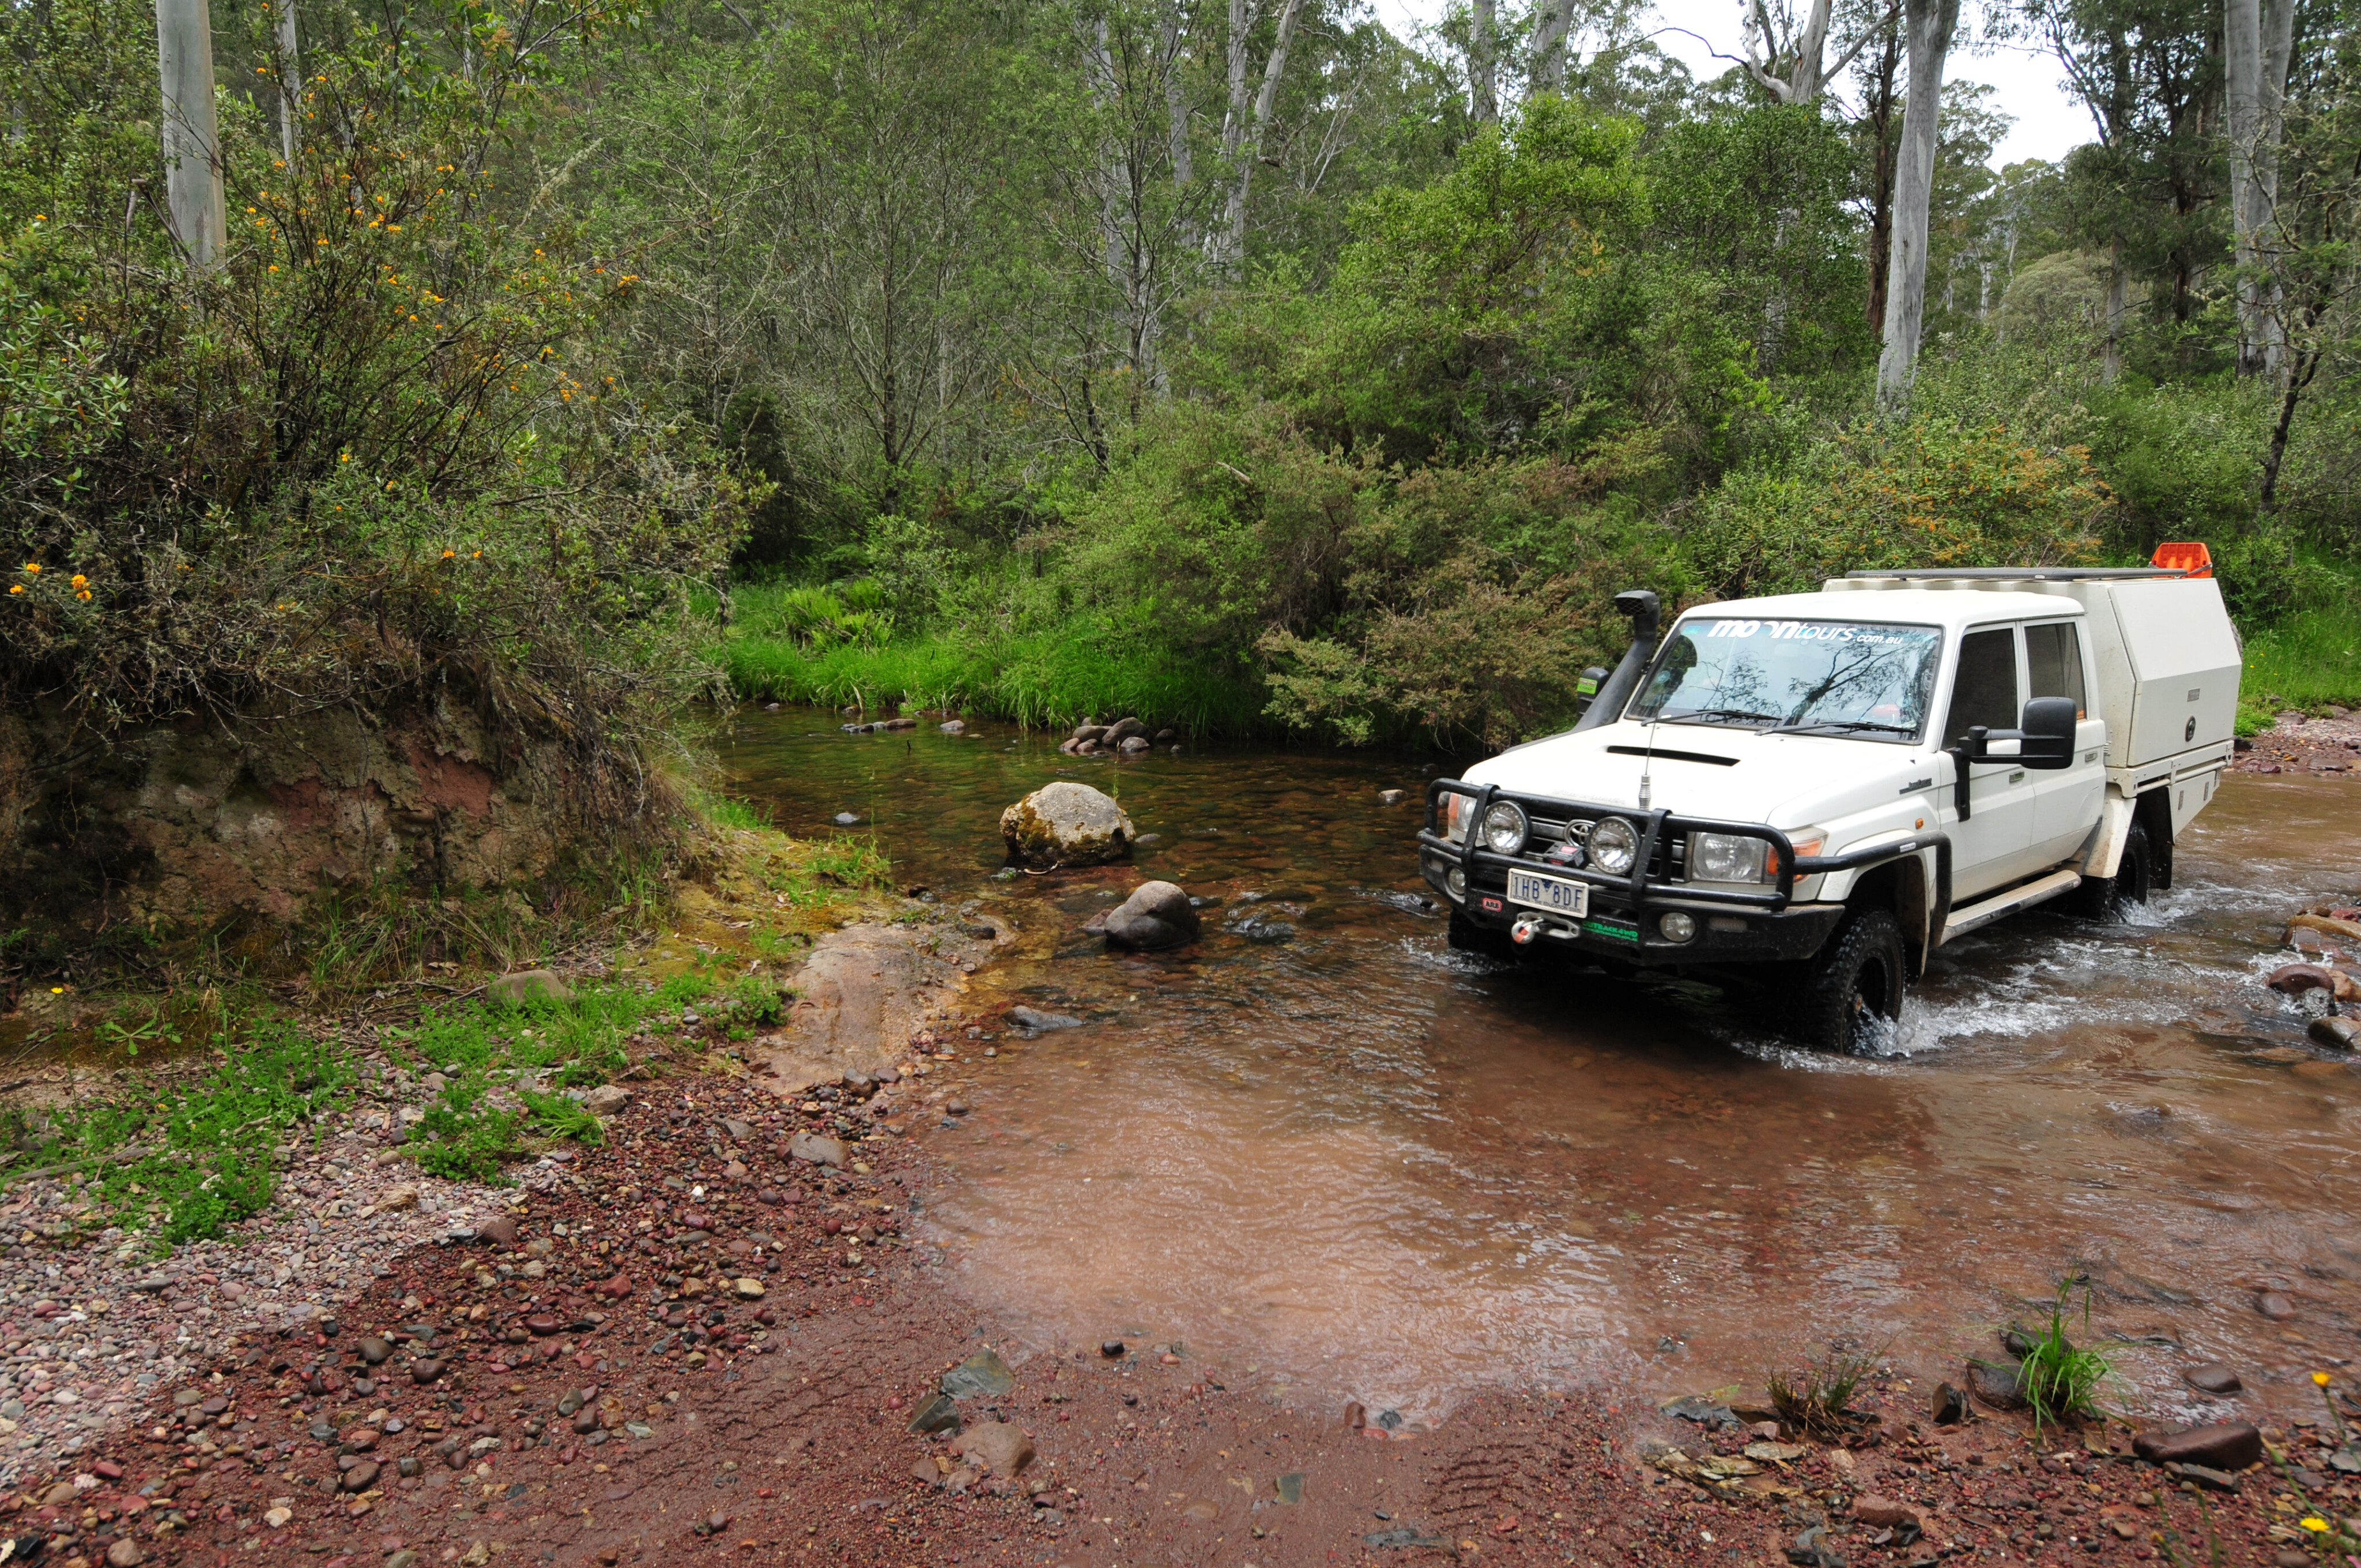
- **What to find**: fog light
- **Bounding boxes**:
[1658,911,1697,943]
[1446,866,1466,900]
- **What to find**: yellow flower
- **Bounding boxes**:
[50,987,62,994]
[22,563,39,574]
[2302,1517,2330,1533]
[70,574,86,587]
[75,589,90,601]
[7,585,20,595]
[2316,1372,2332,1386]
[340,452,351,462]
[441,549,455,559]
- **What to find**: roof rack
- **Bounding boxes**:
[1843,567,2189,581]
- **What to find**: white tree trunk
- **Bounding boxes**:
[1873,0,1958,408]
[1743,0,1881,104]
[1529,0,1573,94]
[1212,0,1302,272]
[1470,0,1498,123]
[272,0,299,164]
[2224,0,2264,375]
[155,0,226,269]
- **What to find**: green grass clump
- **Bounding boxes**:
[5,1021,352,1249]
[722,600,1266,735]
[387,971,786,1181]
[2238,594,2361,729]
[2013,1280,2113,1430]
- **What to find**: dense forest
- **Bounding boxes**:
[3,0,2357,754]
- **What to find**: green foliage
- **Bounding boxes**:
[2235,552,2361,722]
[0,0,747,771]
[1683,419,2110,600]
[7,1020,351,1249]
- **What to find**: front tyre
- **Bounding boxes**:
[1785,907,1907,1051]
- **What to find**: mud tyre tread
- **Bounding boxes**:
[1784,907,1907,1051]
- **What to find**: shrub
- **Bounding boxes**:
[1683,418,2110,600]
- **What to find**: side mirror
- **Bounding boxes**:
[1966,696,2079,771]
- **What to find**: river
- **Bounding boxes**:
[723,707,2361,1429]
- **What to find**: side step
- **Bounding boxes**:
[1938,869,2083,947]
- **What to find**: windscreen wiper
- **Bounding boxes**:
[1652,707,1780,725]
[1767,718,1919,736]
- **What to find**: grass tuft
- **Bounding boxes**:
[1767,1343,1885,1438]
[2015,1279,2113,1430]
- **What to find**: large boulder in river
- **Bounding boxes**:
[1104,881,1200,951]
[1001,782,1136,869]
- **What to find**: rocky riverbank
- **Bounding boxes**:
[2235,710,2361,776]
[0,982,2348,1568]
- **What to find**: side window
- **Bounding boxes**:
[2025,621,2087,720]
[1943,627,2020,748]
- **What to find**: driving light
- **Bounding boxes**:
[1588,816,1639,876]
[1481,800,1530,855]
[1689,831,1771,884]
[1658,911,1697,943]
[1445,866,1466,900]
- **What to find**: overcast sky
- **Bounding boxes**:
[1368,0,2098,169]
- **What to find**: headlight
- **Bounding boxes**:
[1588,815,1639,875]
[1481,800,1529,855]
[1689,831,1772,884]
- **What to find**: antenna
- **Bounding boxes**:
[1638,715,1660,813]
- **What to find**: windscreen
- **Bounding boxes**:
[1627,617,1943,741]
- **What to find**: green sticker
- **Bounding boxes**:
[1583,918,1639,942]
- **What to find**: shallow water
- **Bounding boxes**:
[723,708,2361,1424]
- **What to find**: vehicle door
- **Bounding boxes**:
[2024,618,2107,868]
[1937,624,2041,899]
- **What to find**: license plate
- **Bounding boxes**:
[1506,869,1588,917]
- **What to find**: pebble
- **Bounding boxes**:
[2256,1290,2298,1320]
[833,812,860,826]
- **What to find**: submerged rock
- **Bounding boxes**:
[2183,1363,2243,1396]
[1001,782,1136,869]
[2309,1016,2360,1050]
[1104,881,1201,951]
[1008,1005,1084,1031]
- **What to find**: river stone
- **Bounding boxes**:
[2184,1364,2243,1395]
[488,970,572,1006]
[340,1460,380,1492]
[1966,1359,2028,1411]
[1103,881,1201,951]
[789,1131,847,1167]
[940,719,965,734]
[906,1394,961,1435]
[1008,1005,1083,1031]
[950,1420,1035,1476]
[941,1348,1016,1400]
[2308,1016,2360,1050]
[2257,1290,2299,1320]
[2133,1422,2264,1471]
[1104,717,1146,744]
[582,1084,631,1115]
[1851,1495,1919,1529]
[1118,736,1151,753]
[1001,782,1136,869]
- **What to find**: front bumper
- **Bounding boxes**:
[1420,779,1948,968]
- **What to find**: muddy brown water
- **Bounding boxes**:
[725,708,2361,1430]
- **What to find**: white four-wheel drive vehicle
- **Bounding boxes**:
[1419,563,2242,1049]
